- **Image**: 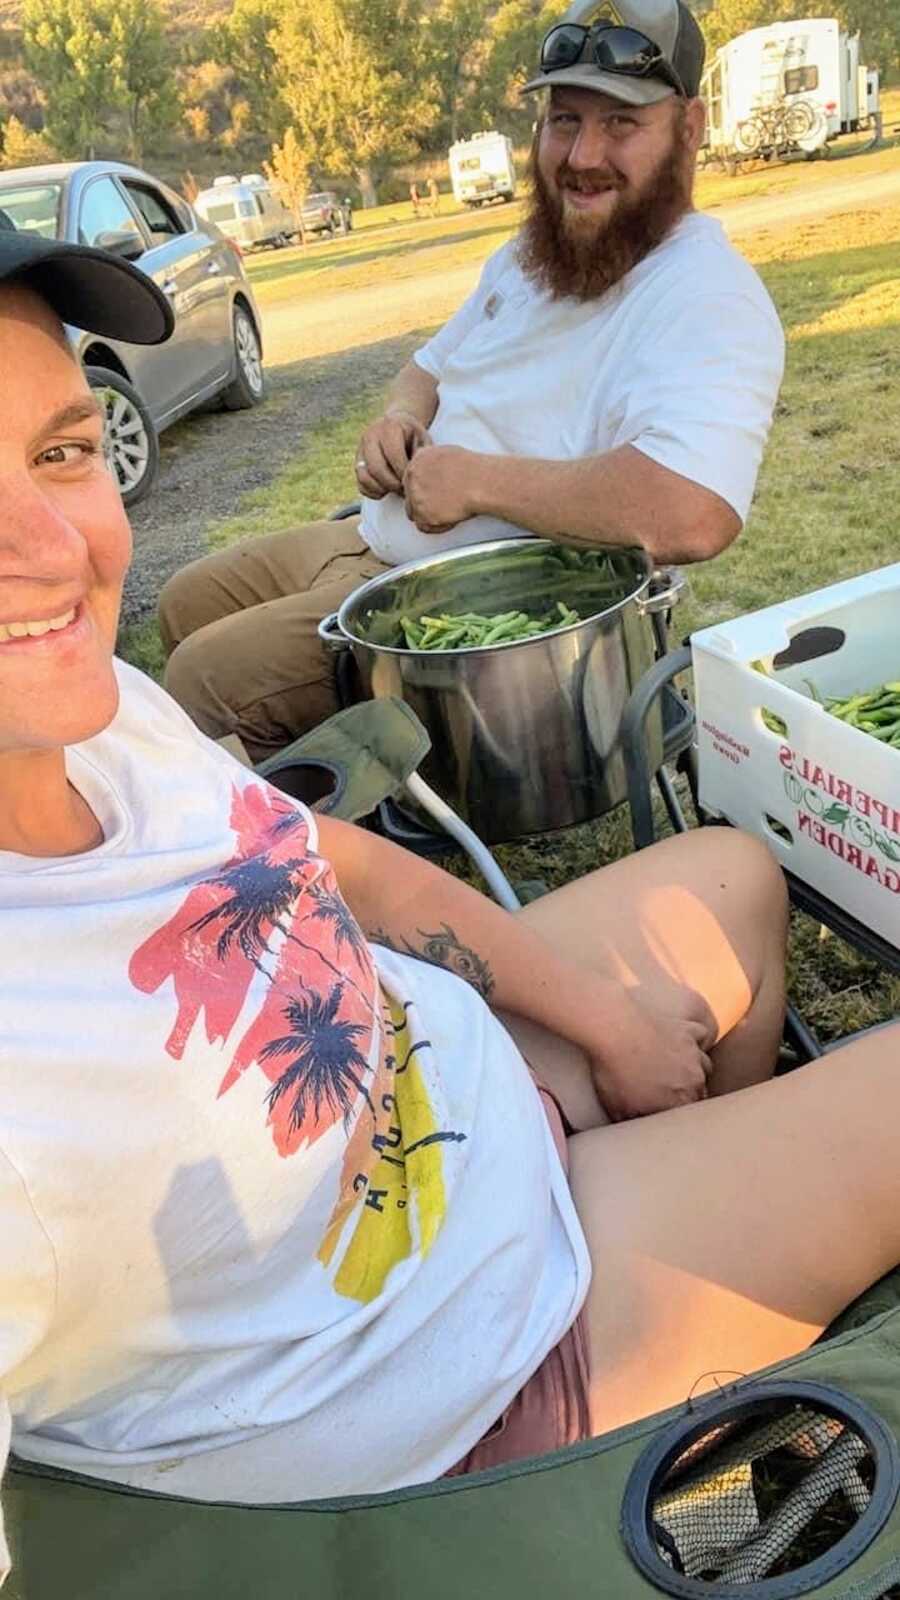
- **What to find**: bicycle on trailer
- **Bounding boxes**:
[734,97,819,158]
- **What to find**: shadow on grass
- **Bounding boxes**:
[244,215,519,290]
[774,127,900,168]
[826,129,900,159]
[701,128,899,185]
[759,235,900,332]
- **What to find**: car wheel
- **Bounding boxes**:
[221,305,265,411]
[86,366,159,508]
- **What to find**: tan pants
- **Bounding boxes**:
[159,517,389,763]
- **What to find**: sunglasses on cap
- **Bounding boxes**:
[539,23,687,97]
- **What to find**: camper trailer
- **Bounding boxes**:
[702,18,880,162]
[194,174,295,251]
[449,132,517,206]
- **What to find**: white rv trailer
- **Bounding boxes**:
[194,174,294,251]
[702,18,879,161]
[449,132,517,206]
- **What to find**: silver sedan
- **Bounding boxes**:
[0,159,265,505]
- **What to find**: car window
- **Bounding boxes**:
[78,176,144,256]
[0,183,63,238]
[122,182,186,245]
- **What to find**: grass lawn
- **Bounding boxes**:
[120,144,900,1043]
[239,98,900,312]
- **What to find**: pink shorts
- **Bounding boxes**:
[445,1083,592,1477]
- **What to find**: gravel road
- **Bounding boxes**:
[122,328,425,622]
[124,161,899,622]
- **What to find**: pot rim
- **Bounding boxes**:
[334,536,654,657]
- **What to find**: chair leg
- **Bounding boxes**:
[656,767,689,834]
[782,1002,824,1064]
[403,772,521,910]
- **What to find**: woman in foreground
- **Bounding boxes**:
[0,234,896,1588]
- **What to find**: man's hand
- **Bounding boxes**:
[355,410,431,500]
[403,444,483,534]
[589,987,718,1122]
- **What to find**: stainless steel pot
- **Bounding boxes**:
[319,538,683,844]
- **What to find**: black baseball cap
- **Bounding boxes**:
[0,228,173,344]
[523,0,705,105]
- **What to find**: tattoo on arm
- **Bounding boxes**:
[368,921,495,1002]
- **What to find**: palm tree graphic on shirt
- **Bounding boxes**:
[129,780,466,1300]
[190,851,310,967]
[304,885,370,969]
[261,984,373,1136]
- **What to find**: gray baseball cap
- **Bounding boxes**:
[522,0,705,105]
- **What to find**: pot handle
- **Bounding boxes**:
[636,567,687,616]
[318,612,348,652]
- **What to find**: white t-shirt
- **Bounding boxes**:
[360,214,784,567]
[0,663,589,1585]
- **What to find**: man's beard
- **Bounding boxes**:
[519,120,694,302]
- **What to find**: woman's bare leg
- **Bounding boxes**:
[569,1021,900,1435]
[500,828,788,1130]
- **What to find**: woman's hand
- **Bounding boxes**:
[315,816,725,1129]
[589,987,718,1122]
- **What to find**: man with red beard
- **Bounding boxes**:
[160,0,784,760]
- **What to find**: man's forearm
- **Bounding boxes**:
[472,444,740,564]
[384,360,439,429]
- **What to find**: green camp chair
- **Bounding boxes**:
[9,1274,900,1599]
[255,695,522,909]
[10,637,900,1596]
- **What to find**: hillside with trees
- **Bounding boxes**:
[0,0,896,200]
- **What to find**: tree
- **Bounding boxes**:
[426,0,492,147]
[220,96,253,149]
[0,68,46,133]
[839,0,900,77]
[702,0,801,53]
[264,125,310,243]
[467,0,566,142]
[270,0,440,207]
[23,0,179,162]
[22,0,116,158]
[219,0,286,141]
[179,57,265,159]
[702,0,900,72]
[0,112,55,167]
[183,104,210,144]
[107,0,178,163]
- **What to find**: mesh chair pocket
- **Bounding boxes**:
[621,1381,900,1597]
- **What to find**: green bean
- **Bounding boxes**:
[825,679,900,748]
[753,659,900,752]
[398,603,584,651]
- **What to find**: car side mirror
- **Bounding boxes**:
[94,228,143,262]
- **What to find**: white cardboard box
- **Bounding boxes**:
[692,563,900,950]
